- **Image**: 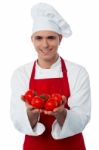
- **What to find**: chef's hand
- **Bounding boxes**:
[44,96,67,127]
[25,102,43,129]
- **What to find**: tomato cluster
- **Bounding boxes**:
[21,90,63,111]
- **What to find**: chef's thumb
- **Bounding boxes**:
[62,95,67,105]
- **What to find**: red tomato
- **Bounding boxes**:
[31,96,45,109]
[21,90,34,104]
[51,93,62,105]
[44,98,58,111]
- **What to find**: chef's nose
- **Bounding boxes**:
[42,39,49,49]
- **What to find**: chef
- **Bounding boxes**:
[10,2,91,150]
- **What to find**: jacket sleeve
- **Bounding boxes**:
[10,69,45,136]
[51,67,91,139]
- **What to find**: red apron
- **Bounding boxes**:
[23,57,86,150]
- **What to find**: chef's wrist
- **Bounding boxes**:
[27,109,39,129]
[56,109,67,127]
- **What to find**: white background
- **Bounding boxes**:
[0,0,98,149]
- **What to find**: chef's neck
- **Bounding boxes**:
[37,54,59,69]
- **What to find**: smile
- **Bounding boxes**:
[40,49,52,55]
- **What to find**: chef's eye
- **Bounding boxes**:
[35,36,42,40]
[47,36,56,40]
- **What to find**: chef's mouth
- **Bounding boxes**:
[40,49,53,54]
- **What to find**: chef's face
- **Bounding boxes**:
[31,31,62,61]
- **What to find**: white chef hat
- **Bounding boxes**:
[31,3,72,37]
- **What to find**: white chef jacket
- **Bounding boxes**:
[10,57,91,139]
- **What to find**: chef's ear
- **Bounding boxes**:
[59,34,62,44]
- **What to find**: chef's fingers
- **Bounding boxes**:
[25,102,39,112]
[43,110,52,115]
[21,95,26,102]
[62,95,67,105]
[53,104,64,113]
[32,109,40,113]
[25,102,33,109]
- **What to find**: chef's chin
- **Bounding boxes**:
[39,53,58,62]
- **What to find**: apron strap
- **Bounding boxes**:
[29,60,36,89]
[60,57,68,79]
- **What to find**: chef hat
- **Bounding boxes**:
[31,3,72,37]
